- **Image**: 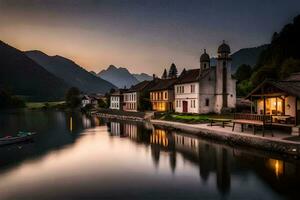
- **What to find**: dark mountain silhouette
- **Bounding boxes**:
[26,51,117,94]
[97,65,140,88]
[211,44,269,72]
[0,41,70,101]
[133,73,153,82]
[250,14,300,85]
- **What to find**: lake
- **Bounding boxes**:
[0,110,300,199]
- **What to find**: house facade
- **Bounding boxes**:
[123,80,154,112]
[246,73,300,127]
[123,92,138,111]
[174,42,236,114]
[81,95,91,108]
[149,78,177,112]
[110,90,126,110]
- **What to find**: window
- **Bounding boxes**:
[176,86,185,94]
[205,99,209,107]
[204,63,207,69]
[190,100,196,108]
[164,92,167,99]
[191,85,195,93]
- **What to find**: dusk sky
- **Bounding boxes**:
[1,0,300,75]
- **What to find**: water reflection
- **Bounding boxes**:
[107,120,300,199]
[0,111,300,199]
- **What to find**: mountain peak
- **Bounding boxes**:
[108,65,117,70]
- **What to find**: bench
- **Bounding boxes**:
[208,118,232,128]
[232,113,273,137]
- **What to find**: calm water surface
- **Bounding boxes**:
[0,110,300,199]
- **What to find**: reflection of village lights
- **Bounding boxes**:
[151,129,168,147]
[268,159,283,179]
[70,117,73,132]
[275,160,279,177]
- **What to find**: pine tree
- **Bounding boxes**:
[168,63,178,78]
[162,69,167,79]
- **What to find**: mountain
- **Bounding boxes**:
[0,41,70,101]
[26,51,117,94]
[210,44,269,72]
[133,73,153,82]
[250,14,300,85]
[97,65,140,88]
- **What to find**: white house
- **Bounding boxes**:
[123,81,154,112]
[174,42,236,114]
[110,90,125,110]
[81,95,91,108]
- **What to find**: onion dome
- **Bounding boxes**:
[200,49,210,62]
[218,40,230,54]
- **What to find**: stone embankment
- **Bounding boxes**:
[92,109,154,122]
[151,119,300,156]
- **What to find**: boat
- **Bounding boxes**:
[0,131,36,146]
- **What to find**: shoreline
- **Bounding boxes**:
[151,119,300,157]
[90,111,300,157]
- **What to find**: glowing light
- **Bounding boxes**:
[70,117,73,132]
[268,159,283,179]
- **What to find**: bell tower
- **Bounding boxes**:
[200,49,210,72]
[215,41,232,112]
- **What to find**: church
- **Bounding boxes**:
[174,41,236,114]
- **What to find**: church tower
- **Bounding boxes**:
[215,41,232,113]
[200,49,210,72]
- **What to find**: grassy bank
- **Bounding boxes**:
[26,101,65,109]
[156,113,233,124]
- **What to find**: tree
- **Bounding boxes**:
[250,65,277,86]
[168,63,178,78]
[236,80,253,97]
[139,91,151,111]
[98,98,107,108]
[234,64,252,83]
[0,89,25,109]
[65,87,81,108]
[162,69,167,79]
[280,58,300,79]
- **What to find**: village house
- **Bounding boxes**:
[81,94,102,108]
[174,42,236,114]
[110,89,126,110]
[81,95,91,108]
[123,80,155,112]
[246,73,300,131]
[149,78,178,112]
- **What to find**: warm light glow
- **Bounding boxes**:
[70,117,73,132]
[150,129,168,147]
[258,97,284,115]
[152,102,167,111]
[267,159,284,178]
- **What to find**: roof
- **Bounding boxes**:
[284,72,300,81]
[81,95,90,100]
[111,89,127,96]
[246,80,300,99]
[200,50,210,62]
[176,68,212,84]
[125,80,155,92]
[218,42,231,53]
[148,78,178,91]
